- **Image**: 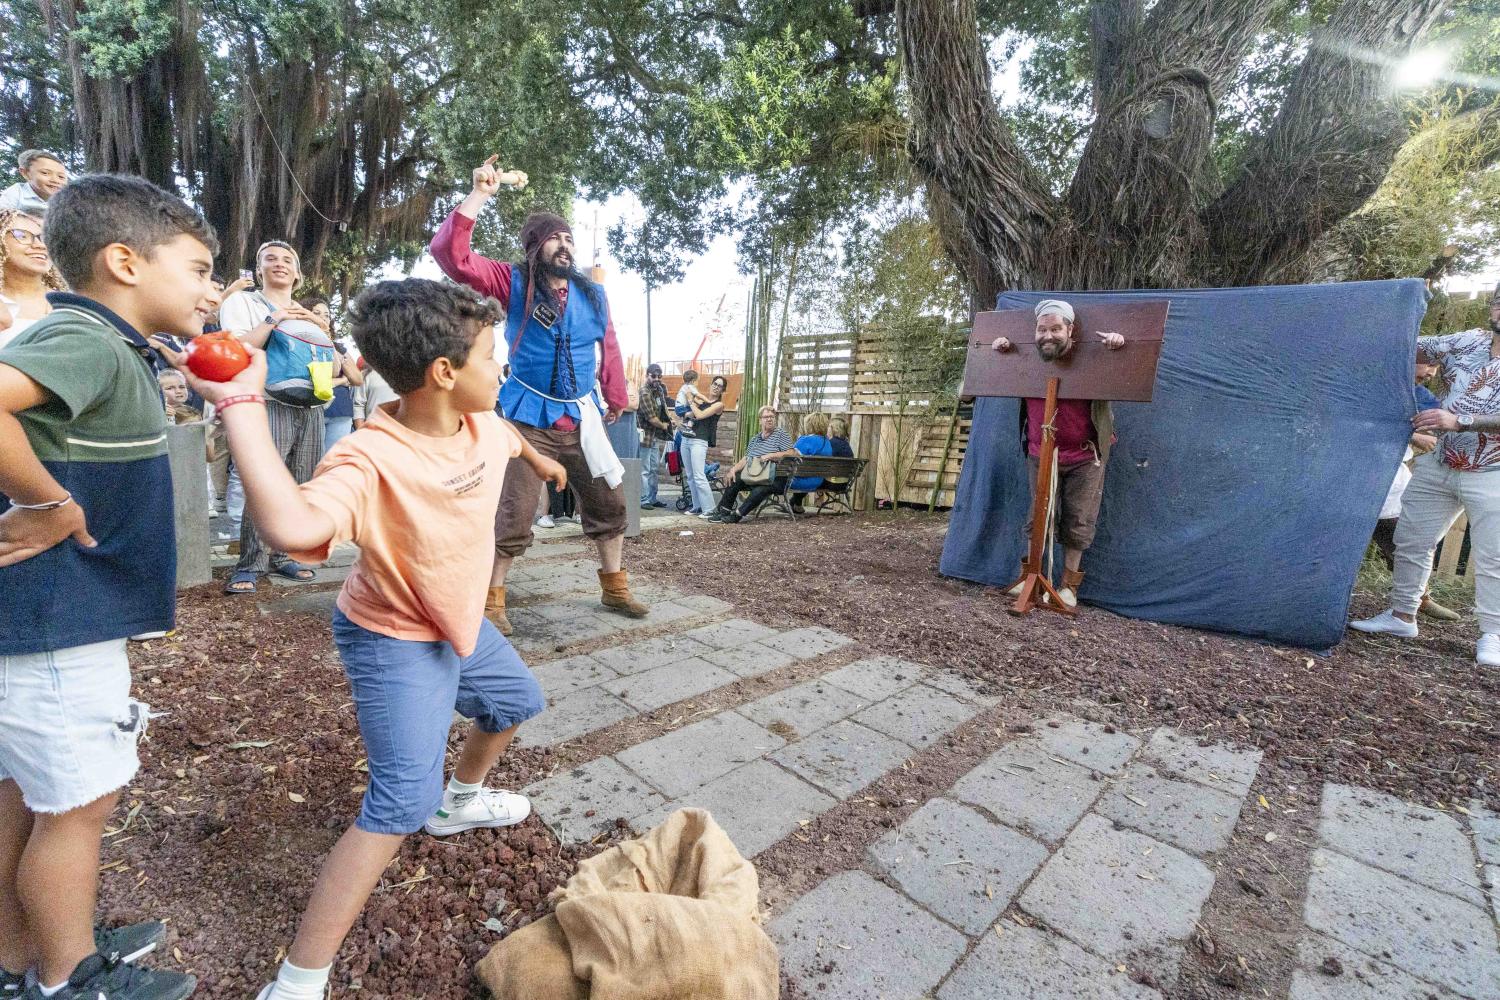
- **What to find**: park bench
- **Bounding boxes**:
[751,454,868,520]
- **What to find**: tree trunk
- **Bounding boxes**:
[898,0,1452,300]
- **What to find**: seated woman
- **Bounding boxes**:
[787,412,833,514]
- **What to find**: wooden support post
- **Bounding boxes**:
[1007,376,1074,617]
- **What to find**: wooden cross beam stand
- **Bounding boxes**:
[960,300,1169,617]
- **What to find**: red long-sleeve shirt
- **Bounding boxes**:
[430,211,628,414]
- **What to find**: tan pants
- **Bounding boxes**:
[495,423,626,557]
[1392,453,1500,632]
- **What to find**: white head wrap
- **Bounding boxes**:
[1034,299,1075,323]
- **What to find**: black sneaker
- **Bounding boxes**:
[95,921,167,965]
[2,966,25,997]
[705,510,727,522]
[725,511,742,524]
[23,953,195,1000]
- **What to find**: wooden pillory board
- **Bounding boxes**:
[961,301,1169,617]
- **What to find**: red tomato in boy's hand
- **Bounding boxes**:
[186,331,251,382]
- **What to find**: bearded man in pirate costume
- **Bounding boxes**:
[431,156,645,633]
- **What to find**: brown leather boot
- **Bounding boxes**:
[485,585,513,636]
[1418,593,1461,622]
[599,569,649,618]
[1057,568,1085,609]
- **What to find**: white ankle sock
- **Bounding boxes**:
[38,983,66,999]
[271,959,331,999]
[442,776,482,811]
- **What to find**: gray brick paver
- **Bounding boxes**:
[631,759,836,858]
[521,684,635,746]
[771,870,968,1000]
[699,640,796,678]
[769,719,913,798]
[528,652,617,696]
[868,797,1048,934]
[1302,848,1500,1000]
[755,625,854,659]
[1290,931,1465,999]
[589,633,715,675]
[938,925,1164,1000]
[679,618,780,650]
[820,655,926,701]
[1095,766,1245,856]
[852,683,981,749]
[1032,715,1141,776]
[737,678,870,737]
[1140,727,1262,795]
[952,741,1105,843]
[1470,801,1500,867]
[1019,813,1215,974]
[600,657,740,712]
[1320,784,1485,907]
[523,756,667,839]
[616,711,786,798]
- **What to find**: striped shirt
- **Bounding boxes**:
[0,292,175,653]
[744,427,793,458]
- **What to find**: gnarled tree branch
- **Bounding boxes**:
[1054,0,1275,289]
[1200,0,1452,285]
[896,0,1058,302]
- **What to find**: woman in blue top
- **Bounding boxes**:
[788,412,832,514]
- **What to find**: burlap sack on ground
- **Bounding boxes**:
[476,808,779,999]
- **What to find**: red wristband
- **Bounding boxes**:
[216,394,266,414]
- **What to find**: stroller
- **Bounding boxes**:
[666,431,721,512]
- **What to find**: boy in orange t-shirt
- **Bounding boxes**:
[162,279,565,999]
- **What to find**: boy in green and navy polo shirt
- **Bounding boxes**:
[0,175,217,1000]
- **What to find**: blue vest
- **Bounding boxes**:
[498,270,607,429]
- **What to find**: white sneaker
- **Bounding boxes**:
[1006,580,1024,597]
[535,514,556,529]
[255,984,329,1000]
[129,630,174,641]
[1477,633,1500,667]
[1348,610,1418,638]
[1055,586,1078,609]
[424,788,531,836]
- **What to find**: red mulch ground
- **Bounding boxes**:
[102,512,1495,998]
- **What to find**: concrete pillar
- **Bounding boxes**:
[621,458,642,538]
[167,424,212,589]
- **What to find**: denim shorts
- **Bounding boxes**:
[332,610,545,835]
[0,639,149,813]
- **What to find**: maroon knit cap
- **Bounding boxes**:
[521,213,571,255]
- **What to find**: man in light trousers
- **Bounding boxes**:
[1351,293,1500,668]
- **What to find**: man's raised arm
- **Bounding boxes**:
[430,156,528,303]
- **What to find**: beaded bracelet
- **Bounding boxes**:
[216,394,266,414]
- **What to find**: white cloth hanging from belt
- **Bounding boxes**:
[507,375,624,489]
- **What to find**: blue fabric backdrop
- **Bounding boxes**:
[938,280,1428,649]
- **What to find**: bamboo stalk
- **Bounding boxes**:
[928,399,963,512]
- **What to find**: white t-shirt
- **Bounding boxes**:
[0,294,48,351]
[353,369,400,420]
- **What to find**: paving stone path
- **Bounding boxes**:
[500,562,1500,999]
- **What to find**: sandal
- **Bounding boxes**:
[270,562,316,581]
[224,570,259,595]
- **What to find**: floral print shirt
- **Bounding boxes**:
[1419,329,1500,471]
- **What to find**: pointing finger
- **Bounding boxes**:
[483,154,498,168]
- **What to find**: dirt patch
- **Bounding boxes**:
[629,512,1499,811]
[105,512,1496,998]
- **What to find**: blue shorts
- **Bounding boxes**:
[332,610,545,835]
